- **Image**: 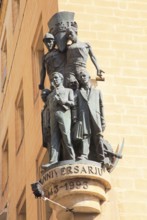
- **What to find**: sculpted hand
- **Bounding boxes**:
[102,124,106,132]
[72,117,77,124]
[97,69,105,78]
[38,84,44,90]
[57,98,66,105]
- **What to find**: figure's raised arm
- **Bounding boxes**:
[88,43,105,80]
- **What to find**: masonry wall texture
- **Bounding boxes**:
[0,0,147,220]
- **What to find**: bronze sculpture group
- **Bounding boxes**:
[39,11,123,172]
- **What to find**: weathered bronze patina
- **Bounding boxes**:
[39,11,123,172]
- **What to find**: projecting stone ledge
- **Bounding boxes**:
[40,160,111,220]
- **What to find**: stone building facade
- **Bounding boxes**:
[0,0,147,219]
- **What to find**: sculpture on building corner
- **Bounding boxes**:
[39,11,124,172]
[31,12,125,217]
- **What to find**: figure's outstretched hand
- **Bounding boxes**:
[96,69,105,81]
[97,69,105,77]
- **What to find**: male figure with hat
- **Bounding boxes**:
[39,33,66,90]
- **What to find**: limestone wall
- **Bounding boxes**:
[58,1,147,219]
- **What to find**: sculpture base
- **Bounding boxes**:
[40,160,111,219]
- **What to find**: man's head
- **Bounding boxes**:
[79,70,90,86]
[66,28,77,43]
[51,72,64,87]
[41,89,51,103]
[68,74,79,90]
[43,33,55,51]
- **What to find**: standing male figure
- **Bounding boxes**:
[39,33,66,90]
[65,28,104,86]
[76,71,106,163]
[42,72,75,168]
